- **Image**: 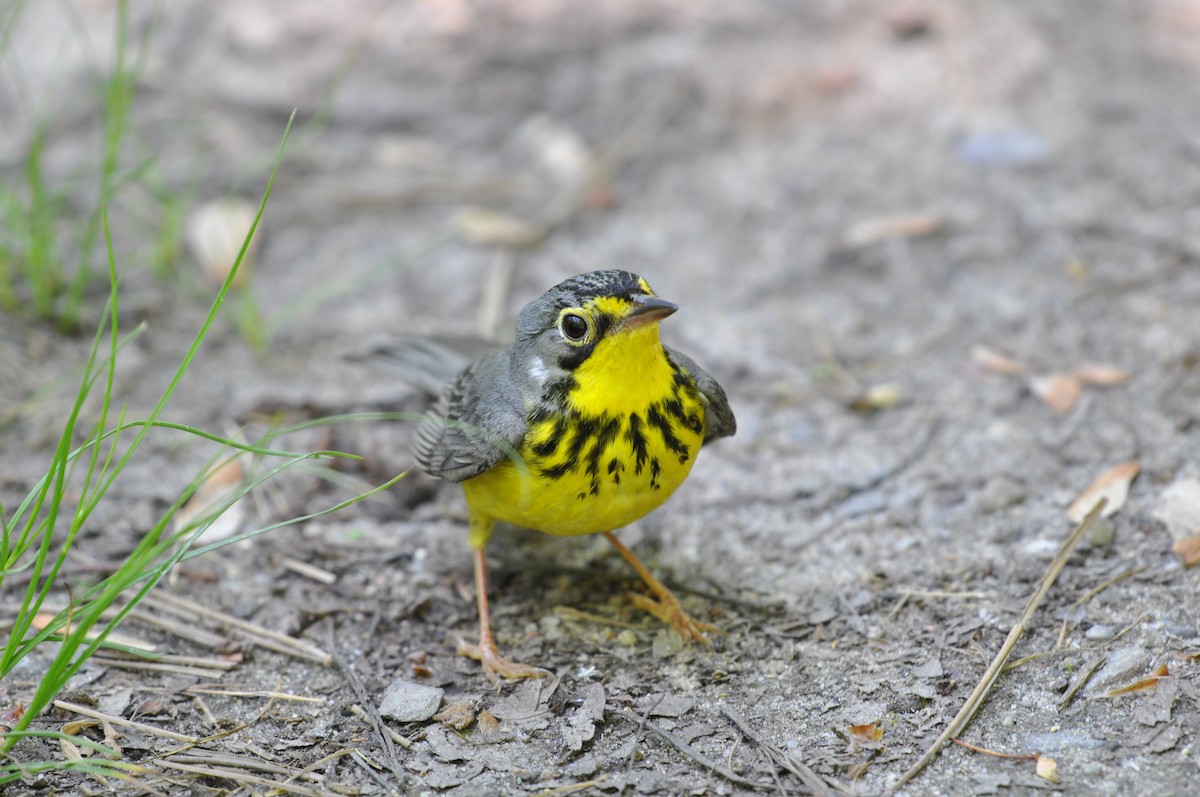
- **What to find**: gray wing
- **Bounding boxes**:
[665,346,736,443]
[411,349,527,482]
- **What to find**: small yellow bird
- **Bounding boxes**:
[413,270,735,683]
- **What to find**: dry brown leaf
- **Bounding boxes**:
[0,705,24,730]
[849,723,884,744]
[477,708,500,737]
[1035,754,1059,782]
[433,702,475,730]
[1067,461,1140,523]
[841,213,945,248]
[62,719,98,736]
[1074,363,1130,387]
[971,345,1028,376]
[175,459,247,541]
[848,383,903,413]
[1104,662,1170,697]
[1029,372,1083,412]
[1172,536,1200,567]
[60,737,84,762]
[454,207,543,248]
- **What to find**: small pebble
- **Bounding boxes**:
[1088,646,1151,693]
[1084,624,1116,640]
[977,476,1027,514]
[1084,517,1116,548]
[617,629,638,647]
[378,679,443,722]
[652,629,685,658]
[957,130,1048,167]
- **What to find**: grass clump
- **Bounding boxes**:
[0,0,162,330]
[0,113,403,788]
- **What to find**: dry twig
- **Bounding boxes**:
[891,499,1105,792]
[723,707,836,796]
[618,708,769,791]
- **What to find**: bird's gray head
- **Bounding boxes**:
[511,269,678,387]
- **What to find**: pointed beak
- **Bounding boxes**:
[623,295,678,329]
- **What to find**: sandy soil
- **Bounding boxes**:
[2,1,1199,794]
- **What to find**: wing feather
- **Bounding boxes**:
[665,346,736,443]
[411,349,527,482]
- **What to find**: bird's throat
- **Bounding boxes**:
[568,323,673,415]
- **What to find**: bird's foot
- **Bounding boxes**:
[626,590,721,645]
[456,637,550,686]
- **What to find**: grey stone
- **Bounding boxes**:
[1087,646,1151,694]
[378,679,443,723]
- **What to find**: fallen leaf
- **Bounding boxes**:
[433,702,475,731]
[848,383,903,413]
[1029,372,1083,412]
[454,207,543,248]
[186,199,259,289]
[1154,478,1200,542]
[175,459,247,542]
[1067,461,1140,523]
[60,737,84,762]
[971,345,1028,376]
[1074,363,1130,386]
[849,723,884,745]
[0,705,24,730]
[62,719,99,736]
[1104,662,1170,697]
[841,213,945,248]
[1035,754,1059,782]
[1172,537,1200,567]
[477,709,500,737]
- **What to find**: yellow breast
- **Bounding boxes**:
[462,325,706,536]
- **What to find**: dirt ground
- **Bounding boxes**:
[3,1,1200,794]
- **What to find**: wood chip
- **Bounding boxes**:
[454,207,543,248]
[175,458,247,542]
[848,383,903,412]
[1035,754,1059,782]
[281,557,337,584]
[1074,363,1130,386]
[1172,536,1200,567]
[971,345,1028,376]
[1029,372,1083,412]
[841,213,945,248]
[1068,461,1140,523]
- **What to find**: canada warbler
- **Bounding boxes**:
[413,269,735,683]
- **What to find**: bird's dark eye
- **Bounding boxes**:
[561,313,588,340]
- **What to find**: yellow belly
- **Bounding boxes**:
[463,404,704,537]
